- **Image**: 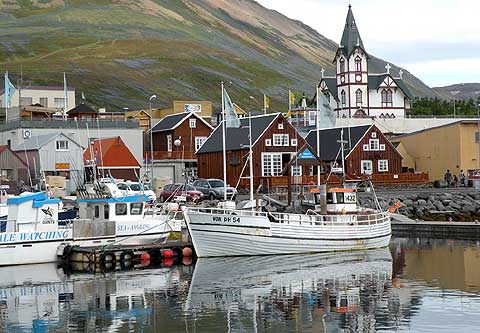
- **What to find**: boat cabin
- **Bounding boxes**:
[77,194,149,222]
[326,188,357,214]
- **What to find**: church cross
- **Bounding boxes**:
[399,69,404,79]
[385,63,391,74]
[321,67,325,78]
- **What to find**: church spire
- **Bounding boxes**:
[339,5,365,57]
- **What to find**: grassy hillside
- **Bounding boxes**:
[0,0,445,112]
[433,83,480,101]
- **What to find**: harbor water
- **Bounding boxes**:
[1,237,480,332]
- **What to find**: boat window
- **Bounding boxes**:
[117,183,128,191]
[94,205,100,218]
[130,203,143,215]
[115,203,128,216]
[104,205,110,219]
[129,183,142,191]
[327,193,334,204]
[336,192,344,204]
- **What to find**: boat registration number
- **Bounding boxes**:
[212,216,241,223]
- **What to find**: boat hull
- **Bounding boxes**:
[184,208,392,258]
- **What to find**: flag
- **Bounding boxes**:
[4,72,16,108]
[264,94,270,112]
[81,91,86,100]
[223,88,240,128]
[289,90,295,106]
[63,72,68,115]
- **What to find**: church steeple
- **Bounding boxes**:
[339,5,365,57]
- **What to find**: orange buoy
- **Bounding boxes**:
[162,249,174,258]
[182,256,193,266]
[182,247,193,257]
[163,257,174,266]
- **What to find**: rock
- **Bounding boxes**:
[417,199,427,206]
[417,192,430,200]
[463,205,476,213]
[404,199,413,206]
[442,199,452,205]
[428,195,435,203]
[448,202,462,210]
[433,201,445,211]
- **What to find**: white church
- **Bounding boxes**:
[319,5,413,119]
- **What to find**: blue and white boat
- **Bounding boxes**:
[0,182,172,266]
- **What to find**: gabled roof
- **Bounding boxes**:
[337,5,367,58]
[84,137,140,168]
[0,145,7,153]
[67,103,97,115]
[0,145,28,166]
[11,132,83,151]
[367,74,413,99]
[150,112,213,133]
[305,125,371,161]
[196,113,279,154]
[320,78,339,101]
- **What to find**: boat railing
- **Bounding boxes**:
[185,207,390,226]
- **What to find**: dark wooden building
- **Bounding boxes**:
[149,112,213,160]
[197,113,317,187]
[67,103,98,119]
[305,124,402,177]
[0,145,28,189]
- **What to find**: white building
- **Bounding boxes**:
[319,5,412,119]
[0,85,75,111]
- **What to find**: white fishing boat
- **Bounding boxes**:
[0,181,172,266]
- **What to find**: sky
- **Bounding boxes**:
[256,0,480,87]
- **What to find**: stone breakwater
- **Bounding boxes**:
[358,190,480,221]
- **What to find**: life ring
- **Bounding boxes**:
[99,251,116,271]
[120,251,135,269]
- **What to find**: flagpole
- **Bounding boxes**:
[248,112,254,204]
[316,84,320,187]
[63,72,68,120]
[221,81,227,201]
[263,94,266,115]
[4,72,7,123]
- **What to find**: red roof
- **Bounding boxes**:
[0,145,7,153]
[84,137,140,168]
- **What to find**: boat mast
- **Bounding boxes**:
[221,81,227,201]
[340,128,346,186]
[316,84,320,187]
[248,113,254,204]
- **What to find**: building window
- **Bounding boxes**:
[378,160,389,172]
[369,139,379,151]
[292,165,302,176]
[363,144,369,151]
[291,138,297,146]
[0,169,13,180]
[371,132,377,138]
[380,144,386,151]
[361,160,373,175]
[355,56,362,72]
[39,97,48,107]
[278,122,284,130]
[355,89,362,107]
[115,203,127,216]
[381,89,393,107]
[189,119,196,128]
[308,111,316,126]
[339,58,345,73]
[262,153,282,176]
[195,136,207,151]
[54,98,65,109]
[341,91,346,107]
[167,135,172,152]
[265,139,271,146]
[56,140,69,151]
[20,97,33,107]
[273,134,289,146]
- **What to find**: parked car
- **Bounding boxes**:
[117,181,157,202]
[159,183,203,202]
[193,179,237,200]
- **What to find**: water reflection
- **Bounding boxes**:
[1,239,480,332]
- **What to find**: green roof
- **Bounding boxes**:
[367,74,413,99]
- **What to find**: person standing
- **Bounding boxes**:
[444,169,452,188]
[459,169,466,187]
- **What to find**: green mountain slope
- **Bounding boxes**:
[433,83,480,101]
[0,0,445,111]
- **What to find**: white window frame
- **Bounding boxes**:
[291,138,297,146]
[363,144,369,151]
[278,122,284,130]
[308,111,316,126]
[378,159,389,172]
[273,134,289,146]
[56,140,69,151]
[265,139,271,146]
[195,136,207,151]
[262,153,282,176]
[54,98,65,109]
[371,132,377,138]
[361,160,373,175]
[189,119,196,128]
[167,135,172,152]
[369,139,379,151]
[291,165,302,176]
[380,144,386,151]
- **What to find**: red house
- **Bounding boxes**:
[84,137,141,181]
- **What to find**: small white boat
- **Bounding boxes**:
[0,182,172,266]
[183,187,391,258]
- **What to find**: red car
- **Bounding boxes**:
[159,183,203,202]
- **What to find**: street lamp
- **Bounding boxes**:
[148,95,157,184]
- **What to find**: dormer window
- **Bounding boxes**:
[339,58,345,73]
[355,56,362,72]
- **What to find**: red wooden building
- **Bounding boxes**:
[305,124,402,177]
[196,113,317,187]
[84,136,140,181]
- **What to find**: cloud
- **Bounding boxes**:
[257,0,480,87]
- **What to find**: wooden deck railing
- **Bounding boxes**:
[144,151,197,160]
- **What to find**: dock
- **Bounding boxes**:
[392,220,480,240]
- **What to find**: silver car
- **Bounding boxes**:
[193,179,237,200]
